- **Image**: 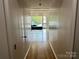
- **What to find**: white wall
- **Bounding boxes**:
[0,0,10,59]
[49,0,77,59]
[73,0,79,59]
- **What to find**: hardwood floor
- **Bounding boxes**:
[26,42,55,59]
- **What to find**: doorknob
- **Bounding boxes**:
[22,36,27,38]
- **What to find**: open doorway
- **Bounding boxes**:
[24,16,47,42]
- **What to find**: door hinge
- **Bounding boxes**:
[14,44,16,50]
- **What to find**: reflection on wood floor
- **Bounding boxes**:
[26,42,55,59]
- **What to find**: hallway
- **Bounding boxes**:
[0,0,78,59]
[26,42,55,59]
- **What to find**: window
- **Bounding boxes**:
[31,16,43,30]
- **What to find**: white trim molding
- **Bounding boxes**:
[48,41,58,59]
[24,44,31,59]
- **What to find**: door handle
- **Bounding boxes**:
[22,36,27,38]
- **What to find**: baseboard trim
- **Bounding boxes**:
[48,41,58,59]
[24,44,31,59]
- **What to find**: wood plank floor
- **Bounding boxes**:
[26,42,55,59]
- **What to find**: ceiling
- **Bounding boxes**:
[18,0,63,9]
